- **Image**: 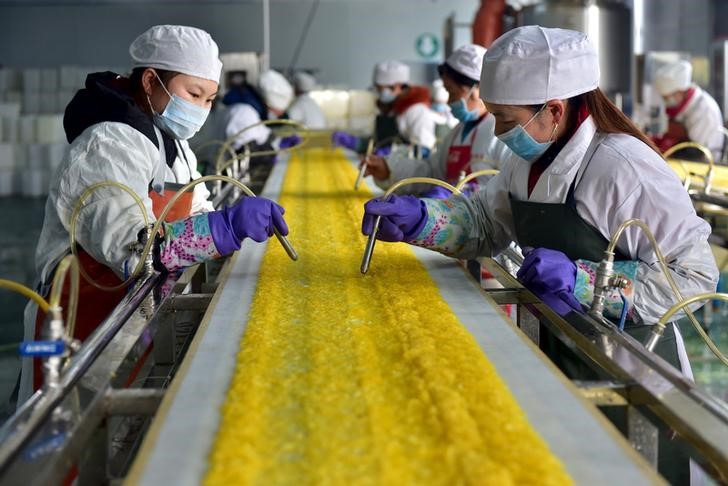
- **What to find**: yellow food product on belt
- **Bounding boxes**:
[205,148,572,486]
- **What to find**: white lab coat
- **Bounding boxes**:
[673,85,724,162]
[22,121,213,404]
[456,115,718,325]
[396,103,439,150]
[225,103,272,150]
[287,93,326,129]
[376,113,512,193]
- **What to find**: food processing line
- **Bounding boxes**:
[1,145,728,484]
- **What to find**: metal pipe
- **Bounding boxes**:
[354,139,374,190]
[262,0,270,72]
[0,274,159,473]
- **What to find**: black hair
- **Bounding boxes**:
[128,67,179,95]
[438,62,478,88]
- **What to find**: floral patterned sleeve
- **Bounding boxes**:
[155,212,223,272]
[574,260,639,320]
[407,198,474,257]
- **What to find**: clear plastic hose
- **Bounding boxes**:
[0,279,49,314]
[69,181,152,291]
[48,254,80,338]
[607,219,728,366]
[69,175,298,291]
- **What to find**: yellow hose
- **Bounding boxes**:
[215,119,309,174]
[607,219,728,366]
[455,169,499,191]
[0,279,49,314]
[48,254,80,339]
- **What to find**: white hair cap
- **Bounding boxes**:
[293,71,317,93]
[432,79,449,103]
[655,60,693,96]
[373,61,410,86]
[480,25,599,105]
[129,25,223,83]
[258,70,294,111]
[445,44,487,83]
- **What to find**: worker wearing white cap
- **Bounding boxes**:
[653,60,724,162]
[287,71,326,129]
[361,28,716,483]
[363,44,511,196]
[224,69,301,153]
[332,60,439,157]
[21,25,291,404]
[430,79,458,129]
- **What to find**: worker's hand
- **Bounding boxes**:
[517,247,583,316]
[208,197,289,255]
[279,134,302,149]
[362,155,390,180]
[331,130,359,150]
[361,194,427,242]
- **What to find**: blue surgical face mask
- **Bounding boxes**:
[449,98,480,123]
[497,105,555,162]
[148,72,210,140]
[448,86,480,123]
[432,102,449,113]
[378,88,396,104]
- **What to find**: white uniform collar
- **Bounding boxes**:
[545,115,597,176]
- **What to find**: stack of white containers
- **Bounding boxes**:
[0,65,124,198]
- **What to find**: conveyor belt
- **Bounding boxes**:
[127,148,658,486]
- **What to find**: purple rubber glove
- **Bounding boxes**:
[421,185,454,199]
[374,145,391,156]
[208,197,289,255]
[361,194,428,242]
[279,134,302,149]
[331,130,359,150]
[516,247,583,316]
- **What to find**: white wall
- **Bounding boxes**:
[0,0,479,88]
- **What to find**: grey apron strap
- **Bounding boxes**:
[151,126,167,194]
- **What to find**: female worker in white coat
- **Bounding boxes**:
[20,25,290,404]
[362,44,512,196]
[362,26,717,485]
[287,71,326,129]
[373,60,439,155]
[224,69,298,153]
[654,60,724,162]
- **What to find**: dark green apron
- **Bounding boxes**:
[510,133,689,484]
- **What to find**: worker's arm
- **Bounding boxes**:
[365,130,454,192]
[55,123,158,278]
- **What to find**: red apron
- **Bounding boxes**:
[445,122,481,182]
[33,131,194,390]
